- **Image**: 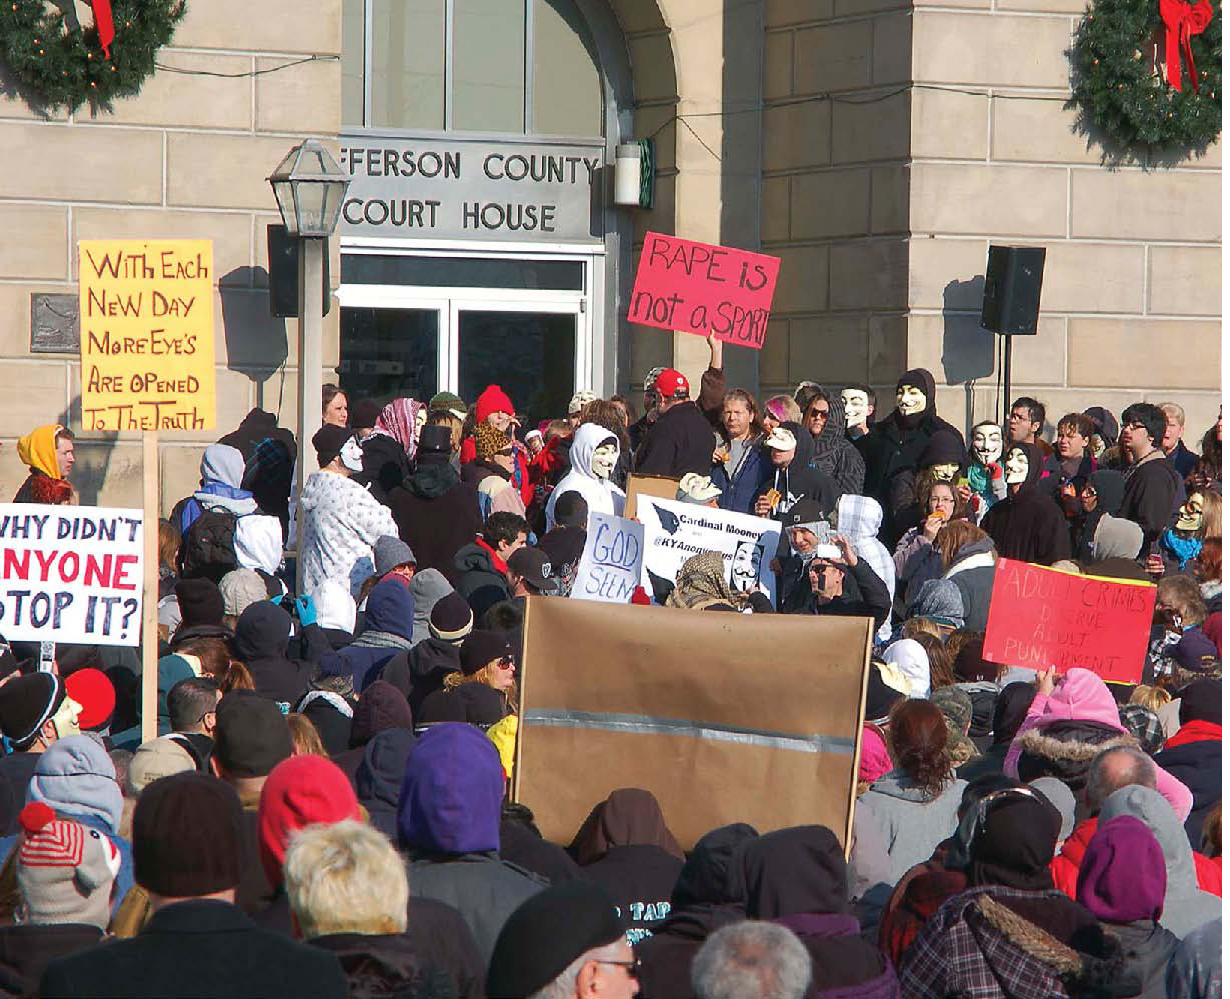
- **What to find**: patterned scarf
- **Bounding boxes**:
[666,551,746,611]
[377,398,426,462]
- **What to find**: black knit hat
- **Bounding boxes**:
[1179,677,1222,726]
[0,673,64,748]
[174,578,224,629]
[213,690,293,778]
[350,398,382,430]
[785,498,824,527]
[460,630,513,676]
[417,690,467,725]
[133,772,244,897]
[487,881,625,998]
[312,425,354,468]
[430,593,474,643]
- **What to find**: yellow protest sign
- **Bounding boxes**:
[78,239,215,432]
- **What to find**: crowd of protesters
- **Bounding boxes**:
[0,330,1221,999]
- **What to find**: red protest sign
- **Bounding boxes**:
[982,558,1155,685]
[627,232,780,349]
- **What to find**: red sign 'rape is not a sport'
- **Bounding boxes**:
[982,558,1155,686]
[626,232,780,350]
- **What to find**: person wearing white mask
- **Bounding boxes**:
[545,423,626,530]
[840,383,875,441]
[297,425,397,599]
[980,441,1071,565]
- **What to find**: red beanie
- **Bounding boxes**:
[475,385,515,424]
[257,755,360,886]
[64,668,116,731]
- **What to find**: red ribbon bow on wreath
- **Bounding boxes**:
[1159,0,1213,93]
[90,0,115,58]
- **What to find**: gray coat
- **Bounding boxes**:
[1107,920,1179,999]
[854,769,967,889]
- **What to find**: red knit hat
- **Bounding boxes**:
[257,755,360,886]
[475,384,515,423]
[64,668,116,731]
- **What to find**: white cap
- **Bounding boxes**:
[677,472,723,504]
[525,429,543,441]
[765,427,797,451]
[568,390,598,415]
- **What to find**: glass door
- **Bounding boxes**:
[451,300,582,432]
[338,303,445,407]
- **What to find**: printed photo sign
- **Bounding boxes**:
[0,504,145,647]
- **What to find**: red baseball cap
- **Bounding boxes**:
[653,368,690,399]
[64,668,116,731]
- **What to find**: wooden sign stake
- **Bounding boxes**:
[140,430,159,745]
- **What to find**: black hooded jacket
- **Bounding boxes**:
[387,460,483,588]
[232,602,313,710]
[981,442,1072,566]
[636,823,759,999]
[634,399,718,479]
[1074,469,1127,563]
[754,421,841,520]
[856,369,964,531]
[381,638,462,717]
[355,728,416,840]
[801,393,866,496]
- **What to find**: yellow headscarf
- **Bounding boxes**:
[17,424,63,478]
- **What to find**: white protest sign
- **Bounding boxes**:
[571,511,644,603]
[0,504,144,646]
[639,497,781,605]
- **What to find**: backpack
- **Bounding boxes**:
[179,505,239,583]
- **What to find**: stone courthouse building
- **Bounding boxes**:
[0,0,1220,506]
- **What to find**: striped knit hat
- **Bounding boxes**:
[17,802,119,929]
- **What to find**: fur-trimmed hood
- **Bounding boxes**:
[1015,724,1136,767]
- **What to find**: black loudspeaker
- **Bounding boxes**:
[267,224,331,319]
[980,245,1045,335]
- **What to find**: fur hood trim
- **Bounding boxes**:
[1016,727,1136,765]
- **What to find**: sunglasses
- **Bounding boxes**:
[595,957,641,980]
[495,655,516,669]
[808,407,829,418]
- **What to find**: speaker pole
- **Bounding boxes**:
[1002,332,1013,424]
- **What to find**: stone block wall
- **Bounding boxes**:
[906,1,1221,443]
[759,0,914,406]
[0,0,342,513]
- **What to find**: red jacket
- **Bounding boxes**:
[1052,816,1221,898]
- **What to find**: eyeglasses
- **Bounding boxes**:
[595,957,641,979]
[1123,422,1146,433]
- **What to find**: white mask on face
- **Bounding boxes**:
[897,385,927,416]
[841,389,869,427]
[972,425,1003,466]
[340,437,365,473]
[930,462,959,483]
[1177,495,1204,532]
[591,442,617,481]
[1004,447,1030,485]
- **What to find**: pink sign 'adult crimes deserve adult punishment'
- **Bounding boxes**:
[982,558,1156,686]
[626,232,780,349]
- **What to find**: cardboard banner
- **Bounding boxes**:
[639,496,781,605]
[627,232,780,349]
[79,238,216,431]
[0,504,144,646]
[982,558,1155,685]
[515,597,873,850]
[571,512,644,603]
[624,473,679,523]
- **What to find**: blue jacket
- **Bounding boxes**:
[336,580,415,691]
[713,436,771,515]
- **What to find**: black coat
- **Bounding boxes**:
[1153,733,1221,850]
[38,899,347,999]
[581,844,684,946]
[453,543,514,621]
[1121,453,1181,556]
[634,401,717,479]
[981,444,1071,566]
[388,461,483,588]
[381,639,462,716]
[0,923,102,999]
[779,557,892,631]
[354,433,411,503]
[309,929,483,999]
[499,814,585,886]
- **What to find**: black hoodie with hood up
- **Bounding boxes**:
[387,458,483,588]
[801,392,866,496]
[754,421,841,521]
[981,442,1072,566]
[856,368,965,530]
[232,602,313,711]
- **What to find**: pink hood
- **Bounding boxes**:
[859,723,893,784]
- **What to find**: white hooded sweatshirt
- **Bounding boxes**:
[544,423,626,530]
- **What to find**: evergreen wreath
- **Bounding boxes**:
[1068,0,1221,148]
[0,0,185,112]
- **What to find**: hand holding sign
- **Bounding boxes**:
[627,232,780,349]
[572,511,645,603]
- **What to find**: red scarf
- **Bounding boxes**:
[1164,719,1222,749]
[474,536,509,575]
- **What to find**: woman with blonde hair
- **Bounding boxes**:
[443,629,518,715]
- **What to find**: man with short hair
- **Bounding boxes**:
[0,674,81,835]
[211,690,293,915]
[487,881,636,999]
[454,512,529,620]
[692,920,812,999]
[13,425,75,504]
[165,676,221,771]
[634,367,721,478]
[506,547,562,598]
[1159,402,1199,480]
[38,772,348,998]
[1119,402,1180,556]
[1007,397,1052,456]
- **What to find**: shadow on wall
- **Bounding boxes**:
[940,275,992,436]
[220,266,289,414]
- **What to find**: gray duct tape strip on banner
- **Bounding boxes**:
[522,709,855,756]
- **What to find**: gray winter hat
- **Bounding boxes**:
[375,536,416,576]
[909,578,966,628]
[219,569,268,618]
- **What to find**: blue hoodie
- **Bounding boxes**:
[397,722,502,855]
[338,580,416,691]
